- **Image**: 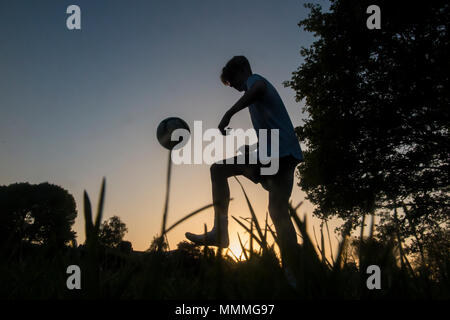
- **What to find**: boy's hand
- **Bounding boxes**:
[219,79,266,135]
[218,80,266,135]
[218,112,232,135]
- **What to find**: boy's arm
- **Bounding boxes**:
[228,79,267,116]
[218,80,267,134]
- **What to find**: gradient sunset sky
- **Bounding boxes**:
[0,0,342,256]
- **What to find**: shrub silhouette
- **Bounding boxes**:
[98,215,128,248]
[0,182,76,251]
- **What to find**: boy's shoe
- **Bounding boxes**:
[185,230,229,248]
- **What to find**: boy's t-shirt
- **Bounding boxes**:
[245,73,304,162]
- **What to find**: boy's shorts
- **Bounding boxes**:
[216,150,302,188]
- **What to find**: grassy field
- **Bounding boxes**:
[0,175,448,300]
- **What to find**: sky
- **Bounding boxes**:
[0,0,341,256]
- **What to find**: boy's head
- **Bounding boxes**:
[220,56,252,92]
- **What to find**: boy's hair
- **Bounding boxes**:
[220,56,252,85]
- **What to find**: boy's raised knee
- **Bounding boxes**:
[210,162,224,177]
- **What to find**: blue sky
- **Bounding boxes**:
[0,0,335,253]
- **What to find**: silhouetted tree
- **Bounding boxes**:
[411,230,450,281]
[118,240,133,253]
[285,1,449,252]
[98,216,128,248]
[0,182,77,249]
[147,234,168,252]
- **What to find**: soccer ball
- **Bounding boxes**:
[156,117,191,150]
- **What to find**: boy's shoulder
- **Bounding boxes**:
[249,73,264,80]
[246,73,267,88]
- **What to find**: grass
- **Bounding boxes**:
[0,153,448,299]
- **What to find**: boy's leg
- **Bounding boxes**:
[185,155,260,247]
[267,157,299,268]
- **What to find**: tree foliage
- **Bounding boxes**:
[98,215,128,248]
[285,0,449,250]
[0,182,77,249]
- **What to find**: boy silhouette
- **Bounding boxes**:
[186,56,303,269]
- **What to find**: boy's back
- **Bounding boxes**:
[246,73,303,161]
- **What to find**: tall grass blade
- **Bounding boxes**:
[161,150,172,235]
[232,216,264,248]
[233,177,266,250]
[237,233,249,261]
[94,177,106,233]
[359,214,366,267]
[263,211,269,246]
[288,203,316,257]
[159,150,172,251]
[165,200,232,234]
[368,214,374,240]
[266,224,279,246]
[334,222,351,271]
[320,222,326,264]
[312,226,321,254]
[203,223,208,257]
[249,217,254,258]
[396,231,415,276]
[360,214,366,241]
[82,183,105,299]
[294,201,303,211]
[227,247,240,262]
[312,225,331,268]
[83,191,94,241]
[325,220,334,264]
